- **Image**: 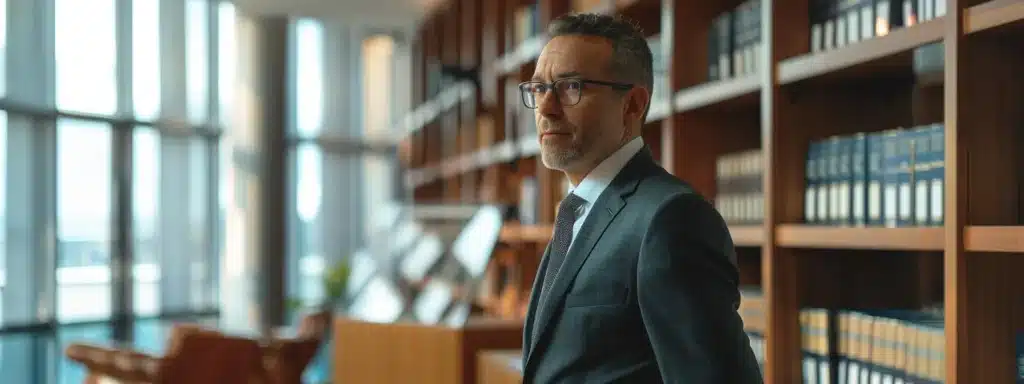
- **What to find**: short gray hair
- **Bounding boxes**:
[547,13,653,98]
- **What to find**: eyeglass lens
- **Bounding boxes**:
[521,79,582,109]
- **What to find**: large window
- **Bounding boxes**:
[187,0,209,124]
[56,120,113,323]
[218,1,235,126]
[55,0,117,115]
[134,0,161,120]
[133,128,160,316]
[291,19,324,305]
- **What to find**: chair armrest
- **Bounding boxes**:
[65,343,165,382]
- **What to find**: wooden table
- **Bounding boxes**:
[333,316,523,384]
[477,349,524,384]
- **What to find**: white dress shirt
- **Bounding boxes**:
[564,136,645,250]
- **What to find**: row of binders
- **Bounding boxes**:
[716,149,764,226]
[708,0,763,82]
[801,306,946,384]
[811,0,947,53]
[804,123,945,227]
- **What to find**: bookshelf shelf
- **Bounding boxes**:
[964,226,1024,253]
[775,225,944,251]
[777,18,945,85]
[965,0,1024,35]
[499,224,553,243]
[729,225,765,247]
[672,75,760,113]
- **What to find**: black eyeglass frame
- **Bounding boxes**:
[517,78,634,109]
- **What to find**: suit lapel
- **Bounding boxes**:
[522,241,551,361]
[523,147,654,373]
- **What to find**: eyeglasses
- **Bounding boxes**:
[517,78,634,109]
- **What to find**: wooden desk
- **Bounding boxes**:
[477,349,523,384]
[333,316,523,384]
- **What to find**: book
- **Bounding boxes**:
[806,141,821,224]
[850,133,868,226]
[896,128,914,227]
[709,11,734,81]
[867,132,885,226]
[882,129,903,228]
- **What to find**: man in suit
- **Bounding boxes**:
[518,13,764,383]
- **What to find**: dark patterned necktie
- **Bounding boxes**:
[540,192,587,298]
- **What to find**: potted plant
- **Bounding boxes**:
[286,259,351,322]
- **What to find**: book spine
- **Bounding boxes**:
[709,14,721,81]
[882,130,900,228]
[806,141,820,224]
[867,133,884,226]
[811,0,825,52]
[836,0,849,47]
[930,123,945,226]
[751,0,762,75]
[860,0,876,41]
[720,12,734,80]
[851,133,867,226]
[897,129,914,227]
[838,136,853,225]
[824,0,838,50]
[912,125,929,226]
[827,137,842,226]
[732,2,747,77]
[876,0,892,35]
[818,138,832,226]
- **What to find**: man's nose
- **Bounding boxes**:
[536,89,562,118]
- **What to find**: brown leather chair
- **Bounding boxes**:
[65,323,265,384]
[261,310,331,384]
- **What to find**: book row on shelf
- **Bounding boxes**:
[740,289,947,384]
[810,0,946,53]
[708,0,763,81]
[805,307,946,384]
[716,149,764,226]
[805,123,945,228]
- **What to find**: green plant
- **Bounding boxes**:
[321,260,351,307]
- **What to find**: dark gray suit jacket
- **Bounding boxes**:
[521,147,763,384]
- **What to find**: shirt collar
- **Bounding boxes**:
[567,136,645,206]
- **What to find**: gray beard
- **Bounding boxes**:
[540,141,584,171]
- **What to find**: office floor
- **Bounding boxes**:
[0,317,332,384]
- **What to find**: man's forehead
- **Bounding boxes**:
[535,35,611,78]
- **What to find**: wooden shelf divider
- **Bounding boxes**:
[499,224,553,243]
[729,225,766,247]
[672,74,761,113]
[964,226,1024,253]
[776,225,945,251]
[965,0,1024,35]
[777,18,945,85]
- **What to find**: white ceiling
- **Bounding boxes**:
[235,0,445,30]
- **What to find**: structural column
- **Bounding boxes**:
[319,22,364,267]
[220,10,289,332]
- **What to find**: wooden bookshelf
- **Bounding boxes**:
[776,225,944,251]
[672,74,761,113]
[965,226,1024,253]
[777,17,946,85]
[965,0,1024,34]
[397,0,1024,383]
[499,224,554,243]
[730,225,766,247]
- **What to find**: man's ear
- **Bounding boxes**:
[622,86,651,127]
